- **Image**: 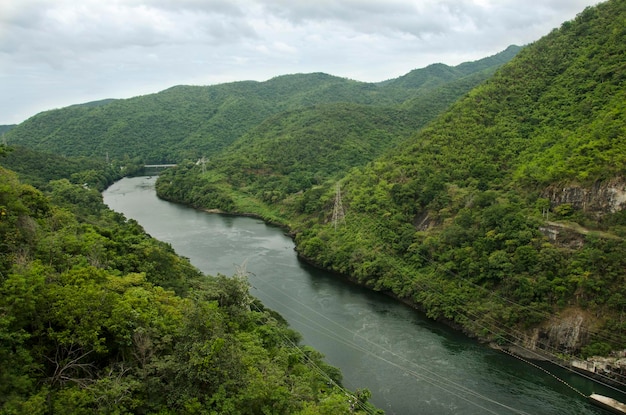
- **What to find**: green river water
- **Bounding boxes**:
[103,176,624,415]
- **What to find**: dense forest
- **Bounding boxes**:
[0,46,522,414]
[0,147,382,413]
[155,0,626,364]
[292,0,626,358]
[3,0,626,411]
[4,46,519,164]
[0,146,128,191]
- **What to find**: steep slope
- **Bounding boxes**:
[0,155,380,414]
[4,75,372,162]
[378,45,521,93]
[293,0,626,361]
[156,102,423,214]
[154,48,521,218]
[0,145,123,191]
[5,48,518,165]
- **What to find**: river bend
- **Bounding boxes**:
[103,176,615,415]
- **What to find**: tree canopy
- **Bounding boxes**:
[5,48,519,164]
[0,157,381,414]
[156,0,626,361]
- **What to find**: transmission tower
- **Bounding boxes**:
[332,182,346,229]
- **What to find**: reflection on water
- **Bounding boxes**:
[103,176,616,415]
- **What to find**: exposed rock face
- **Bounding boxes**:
[516,309,593,355]
[413,211,433,231]
[545,313,590,352]
[543,177,626,216]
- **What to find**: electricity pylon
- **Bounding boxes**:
[332,182,346,229]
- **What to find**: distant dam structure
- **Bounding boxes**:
[142,164,177,175]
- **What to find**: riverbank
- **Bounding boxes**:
[108,176,620,414]
[157,183,624,380]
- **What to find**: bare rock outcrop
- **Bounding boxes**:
[515,309,595,355]
[543,177,626,216]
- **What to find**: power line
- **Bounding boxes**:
[248,300,378,415]
[236,260,377,414]
[332,182,346,229]
[394,261,626,395]
[250,275,532,414]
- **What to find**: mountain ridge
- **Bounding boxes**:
[5,46,520,164]
[289,0,626,361]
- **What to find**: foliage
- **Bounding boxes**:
[5,48,519,165]
[2,4,625,411]
[154,47,521,214]
[290,0,626,356]
[1,145,123,191]
[0,164,379,414]
[6,1,626,363]
[155,0,626,358]
[153,0,626,358]
[0,124,16,134]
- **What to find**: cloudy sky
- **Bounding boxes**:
[1,0,603,125]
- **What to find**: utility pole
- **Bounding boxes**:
[332,182,346,229]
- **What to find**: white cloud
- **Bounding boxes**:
[0,0,604,124]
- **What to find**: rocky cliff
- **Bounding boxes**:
[515,308,595,355]
[543,177,626,217]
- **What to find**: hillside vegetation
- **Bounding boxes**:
[6,0,626,396]
[290,0,626,359]
[5,48,519,164]
[0,152,383,414]
[156,102,425,213]
[155,0,626,364]
[0,33,521,415]
[0,145,126,191]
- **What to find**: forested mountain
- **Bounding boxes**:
[157,0,626,366]
[5,47,519,164]
[379,45,520,91]
[5,0,626,407]
[290,0,626,360]
[0,146,126,191]
[156,103,424,213]
[0,150,381,414]
[0,125,15,134]
[0,24,522,415]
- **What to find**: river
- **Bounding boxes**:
[103,176,620,415]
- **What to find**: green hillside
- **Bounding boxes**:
[5,48,518,165]
[151,49,521,219]
[0,145,125,191]
[292,0,626,359]
[379,45,520,90]
[2,0,625,405]
[0,34,524,415]
[0,152,381,414]
[155,102,423,215]
[158,0,626,364]
[0,125,16,134]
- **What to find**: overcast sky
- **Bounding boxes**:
[0,0,603,125]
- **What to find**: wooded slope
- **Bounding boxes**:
[292,0,626,358]
[5,48,519,164]
[0,153,381,414]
